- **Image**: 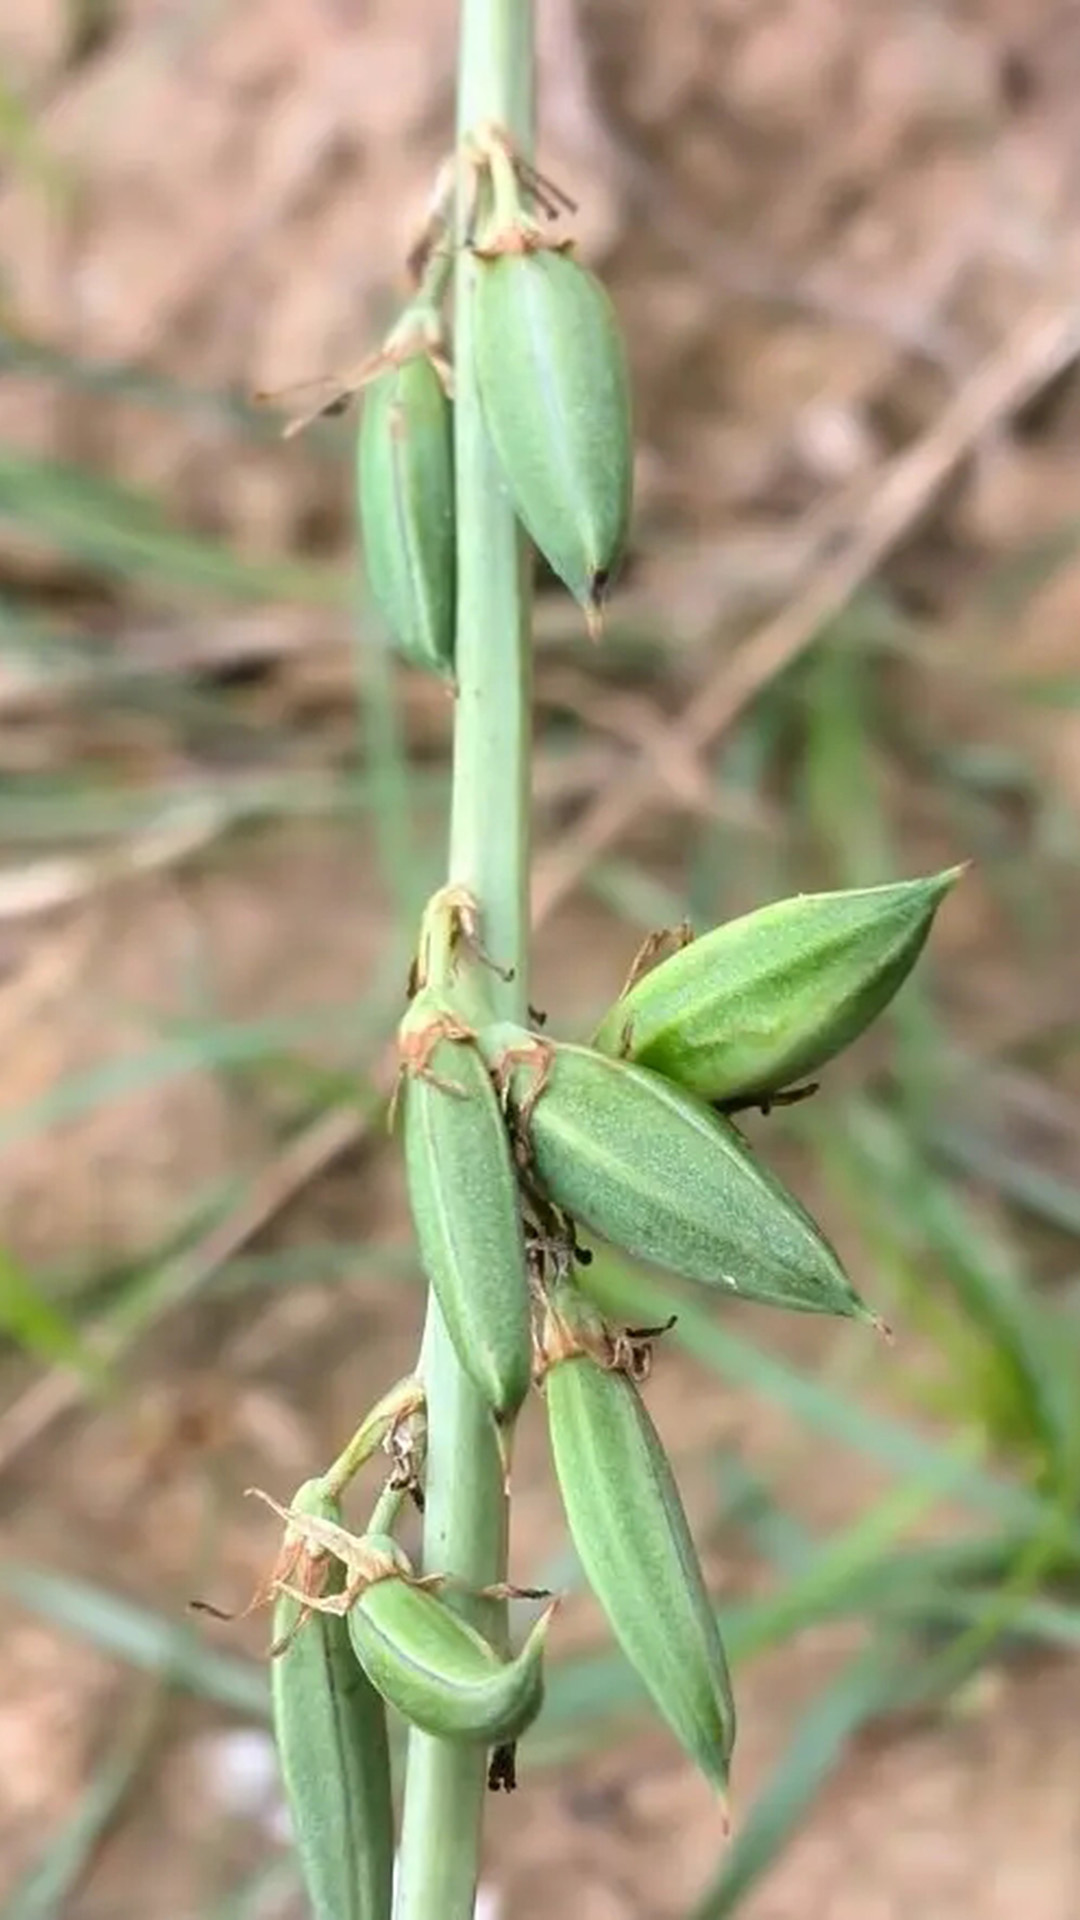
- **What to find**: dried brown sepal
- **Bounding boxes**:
[533,1296,616,1381]
[260,314,453,443]
[534,1285,678,1386]
[406,153,457,284]
[191,1512,332,1650]
[397,1009,477,1087]
[250,1492,443,1638]
[389,1006,478,1131]
[607,1315,678,1383]
[618,921,696,1003]
[489,1032,555,1131]
[256,346,394,442]
[409,884,512,1003]
[472,227,574,261]
[468,120,577,230]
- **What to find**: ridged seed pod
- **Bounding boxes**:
[358,349,455,678]
[478,1023,872,1322]
[592,870,961,1106]
[472,246,632,629]
[349,1537,554,1743]
[544,1323,734,1793]
[270,1481,394,1920]
[399,992,532,1420]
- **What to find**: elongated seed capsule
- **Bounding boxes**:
[348,1536,554,1743]
[399,993,532,1420]
[472,246,632,629]
[478,1022,872,1321]
[358,349,455,678]
[592,870,961,1106]
[544,1319,734,1792]
[270,1481,394,1920]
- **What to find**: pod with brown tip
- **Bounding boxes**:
[348,1537,553,1743]
[544,1327,734,1792]
[357,350,455,678]
[592,870,962,1106]
[399,992,532,1420]
[472,246,632,627]
[270,1481,393,1920]
[478,1023,872,1322]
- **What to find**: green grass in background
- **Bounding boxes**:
[3,328,1080,1914]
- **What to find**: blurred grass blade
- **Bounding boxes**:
[711,1452,814,1574]
[533,1514,1021,1763]
[0,1564,269,1717]
[215,1238,417,1296]
[352,575,424,927]
[832,1101,1075,1470]
[927,1113,1080,1241]
[0,78,69,200]
[0,1246,107,1382]
[0,767,453,848]
[689,1646,901,1919]
[0,449,339,604]
[732,1471,951,1665]
[5,1692,160,1920]
[205,1862,301,1920]
[1008,673,1080,708]
[581,1254,1066,1537]
[800,630,887,886]
[584,858,687,937]
[0,1005,364,1151]
[688,708,782,925]
[0,325,316,443]
[0,928,409,1155]
[978,519,1080,626]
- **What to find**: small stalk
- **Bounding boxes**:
[394,3,534,1916]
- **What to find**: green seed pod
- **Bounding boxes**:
[472,246,632,629]
[478,1023,872,1321]
[544,1319,734,1793]
[592,870,961,1106]
[358,348,455,678]
[349,1537,554,1744]
[399,992,532,1420]
[270,1481,394,1920]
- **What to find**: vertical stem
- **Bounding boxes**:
[395,4,534,1917]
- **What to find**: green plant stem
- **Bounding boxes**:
[395,5,534,1917]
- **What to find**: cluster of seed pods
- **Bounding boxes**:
[247,127,960,1920]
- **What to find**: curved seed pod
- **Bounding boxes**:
[399,992,532,1420]
[472,246,632,630]
[544,1323,734,1792]
[358,349,455,678]
[349,1537,554,1743]
[592,870,961,1106]
[478,1022,873,1322]
[270,1481,394,1920]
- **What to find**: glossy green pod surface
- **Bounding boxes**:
[472,247,632,626]
[592,871,960,1105]
[348,1543,552,1743]
[270,1482,394,1920]
[479,1024,872,1321]
[358,353,455,678]
[400,994,532,1419]
[546,1343,734,1791]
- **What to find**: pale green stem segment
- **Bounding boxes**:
[322,1375,424,1501]
[394,4,534,1917]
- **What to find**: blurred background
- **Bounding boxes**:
[3,0,1080,1914]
